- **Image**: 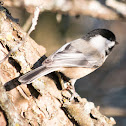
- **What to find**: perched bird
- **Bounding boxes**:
[19,29,118,95]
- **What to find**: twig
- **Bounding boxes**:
[22,14,33,32]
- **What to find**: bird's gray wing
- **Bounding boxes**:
[43,39,103,68]
[19,39,103,84]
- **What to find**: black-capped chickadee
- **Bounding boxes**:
[18,29,118,92]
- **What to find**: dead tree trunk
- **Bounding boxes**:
[0,5,116,126]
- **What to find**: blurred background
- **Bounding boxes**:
[6,1,126,125]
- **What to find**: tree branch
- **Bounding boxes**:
[4,0,126,20]
[0,5,116,125]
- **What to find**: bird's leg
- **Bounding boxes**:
[56,72,79,101]
[69,79,79,101]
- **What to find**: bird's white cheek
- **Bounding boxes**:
[89,35,106,52]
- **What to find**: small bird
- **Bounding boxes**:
[18,29,118,95]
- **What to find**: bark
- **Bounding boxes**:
[0,5,116,126]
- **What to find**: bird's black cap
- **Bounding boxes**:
[83,29,116,42]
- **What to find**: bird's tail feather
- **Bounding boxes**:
[18,66,58,84]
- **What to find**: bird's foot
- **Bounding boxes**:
[61,84,80,102]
